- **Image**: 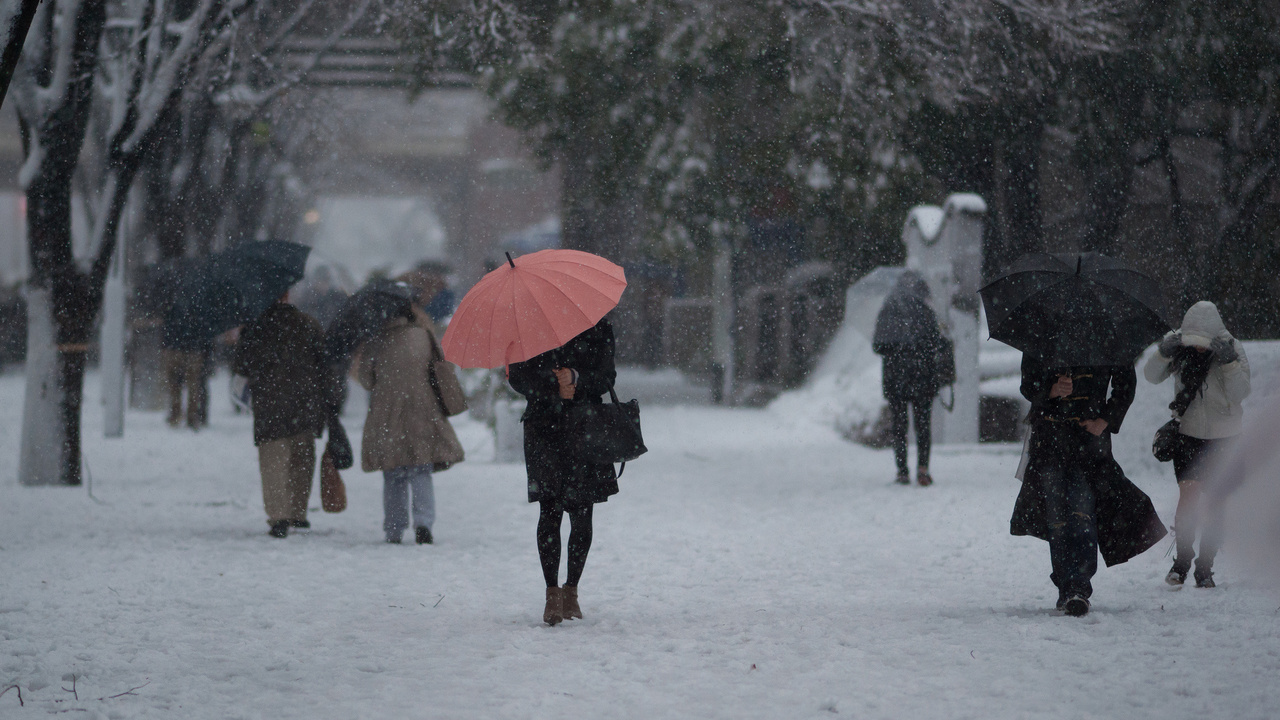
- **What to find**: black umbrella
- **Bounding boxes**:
[323,278,416,363]
[167,240,311,340]
[978,252,1174,366]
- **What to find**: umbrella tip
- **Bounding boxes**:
[505,252,516,269]
[1076,256,1082,275]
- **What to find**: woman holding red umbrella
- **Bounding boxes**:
[508,316,619,625]
[441,249,630,626]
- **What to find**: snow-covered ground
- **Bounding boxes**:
[3,359,1280,719]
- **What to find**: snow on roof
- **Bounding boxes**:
[904,206,945,241]
[944,193,988,215]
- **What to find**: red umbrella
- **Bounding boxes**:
[441,249,627,368]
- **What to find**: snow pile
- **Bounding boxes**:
[768,298,885,440]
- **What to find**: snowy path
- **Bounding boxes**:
[2,370,1278,719]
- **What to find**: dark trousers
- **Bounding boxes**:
[1038,435,1100,600]
[888,396,932,474]
[1172,436,1226,575]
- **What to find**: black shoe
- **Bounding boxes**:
[268,521,289,538]
[1194,569,1216,588]
[385,534,402,544]
[415,526,433,545]
[1062,595,1090,617]
[1165,566,1188,586]
[288,519,310,529]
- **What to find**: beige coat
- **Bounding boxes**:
[357,317,465,473]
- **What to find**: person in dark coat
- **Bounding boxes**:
[1013,354,1167,616]
[233,297,336,538]
[872,272,948,486]
[160,303,213,430]
[508,315,619,626]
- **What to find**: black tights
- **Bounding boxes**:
[888,396,932,474]
[537,501,593,588]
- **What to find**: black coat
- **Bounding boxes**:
[873,278,946,401]
[508,317,619,508]
[233,303,336,446]
[1011,358,1167,565]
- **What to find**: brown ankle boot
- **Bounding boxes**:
[543,587,563,626]
[561,586,582,620]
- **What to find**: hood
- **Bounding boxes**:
[1179,301,1227,348]
[892,270,931,302]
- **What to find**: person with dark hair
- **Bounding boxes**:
[1144,301,1250,588]
[872,272,949,486]
[508,315,619,626]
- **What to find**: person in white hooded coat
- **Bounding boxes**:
[1144,301,1250,588]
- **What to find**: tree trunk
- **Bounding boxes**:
[996,102,1046,257]
[0,0,41,106]
[18,287,82,485]
[20,167,96,486]
[1158,133,1198,306]
[14,0,108,486]
[1080,156,1133,255]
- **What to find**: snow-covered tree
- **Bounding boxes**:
[0,0,41,104]
[11,0,110,486]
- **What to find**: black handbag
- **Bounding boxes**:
[326,412,354,470]
[1152,419,1182,463]
[567,387,647,469]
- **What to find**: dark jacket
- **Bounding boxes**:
[872,275,946,401]
[508,317,619,508]
[233,303,334,446]
[1011,357,1167,565]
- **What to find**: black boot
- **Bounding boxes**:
[415,526,433,545]
[1194,565,1215,588]
[268,521,289,538]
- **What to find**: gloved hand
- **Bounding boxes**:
[1157,331,1182,358]
[1210,337,1239,364]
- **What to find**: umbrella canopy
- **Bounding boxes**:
[978,252,1173,366]
[323,278,416,363]
[167,240,311,341]
[442,249,627,368]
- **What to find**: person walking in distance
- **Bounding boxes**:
[872,272,950,486]
[508,316,619,626]
[357,311,465,545]
[233,293,336,538]
[1144,301,1250,588]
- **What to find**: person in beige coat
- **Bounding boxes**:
[358,314,465,544]
[1144,300,1251,588]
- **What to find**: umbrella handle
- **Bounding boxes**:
[505,252,516,268]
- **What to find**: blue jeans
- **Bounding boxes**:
[383,464,435,540]
[1042,459,1099,600]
